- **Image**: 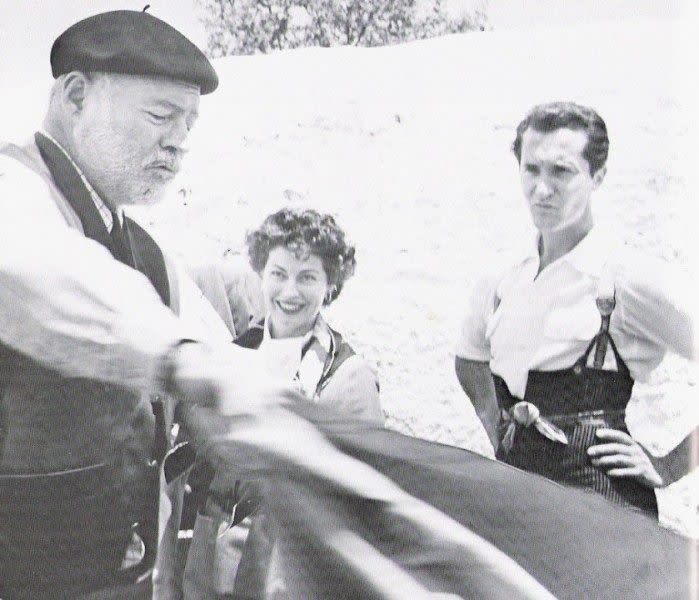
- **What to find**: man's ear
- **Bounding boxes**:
[60,72,91,114]
[592,165,607,189]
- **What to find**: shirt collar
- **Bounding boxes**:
[309,313,333,354]
[525,224,615,278]
[39,130,120,232]
[262,313,333,354]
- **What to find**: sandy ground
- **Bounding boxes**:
[129,19,698,535]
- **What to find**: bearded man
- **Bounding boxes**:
[0,10,252,600]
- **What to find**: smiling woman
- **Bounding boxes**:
[247,208,354,335]
[181,208,383,598]
[238,208,381,413]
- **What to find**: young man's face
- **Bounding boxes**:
[519,127,605,234]
[72,73,200,209]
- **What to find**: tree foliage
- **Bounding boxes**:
[199,0,488,56]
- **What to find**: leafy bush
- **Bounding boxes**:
[199,0,488,56]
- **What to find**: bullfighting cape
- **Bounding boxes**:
[185,398,694,600]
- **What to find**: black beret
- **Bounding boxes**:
[51,10,218,94]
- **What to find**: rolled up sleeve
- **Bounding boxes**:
[454,271,498,362]
[614,253,698,363]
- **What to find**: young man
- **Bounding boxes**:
[455,102,696,515]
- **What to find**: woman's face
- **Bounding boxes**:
[261,245,330,338]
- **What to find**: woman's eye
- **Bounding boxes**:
[553,165,572,176]
[299,274,316,283]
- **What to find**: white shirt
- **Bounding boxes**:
[175,257,235,345]
[259,330,307,383]
[256,316,332,398]
[455,225,697,398]
[0,140,199,390]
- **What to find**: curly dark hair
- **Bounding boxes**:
[246,208,357,306]
[512,101,609,176]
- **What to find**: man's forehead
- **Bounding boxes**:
[104,73,200,108]
[521,127,588,160]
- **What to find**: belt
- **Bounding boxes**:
[500,403,626,454]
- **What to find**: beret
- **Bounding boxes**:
[51,10,218,94]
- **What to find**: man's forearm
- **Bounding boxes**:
[0,216,189,389]
[454,357,500,451]
[643,427,699,485]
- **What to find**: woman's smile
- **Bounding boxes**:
[275,299,307,315]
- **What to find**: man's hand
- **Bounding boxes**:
[169,342,291,415]
[166,341,310,481]
[587,429,664,488]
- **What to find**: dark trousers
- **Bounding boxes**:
[76,574,153,600]
[0,463,155,600]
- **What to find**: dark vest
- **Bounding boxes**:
[0,133,174,597]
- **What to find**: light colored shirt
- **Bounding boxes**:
[0,139,195,391]
[187,259,265,338]
[259,331,307,383]
[176,259,235,345]
[455,225,697,399]
[259,315,333,399]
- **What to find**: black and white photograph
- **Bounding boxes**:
[0,1,697,598]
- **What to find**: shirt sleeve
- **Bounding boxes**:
[454,268,500,361]
[176,261,236,344]
[319,355,383,425]
[614,250,698,362]
[187,259,265,338]
[0,156,192,390]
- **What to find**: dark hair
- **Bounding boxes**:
[246,208,356,306]
[512,101,609,175]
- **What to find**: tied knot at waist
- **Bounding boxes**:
[501,401,569,453]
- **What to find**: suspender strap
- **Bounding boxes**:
[592,270,616,369]
[593,295,615,368]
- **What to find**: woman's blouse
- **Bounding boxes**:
[258,327,307,384]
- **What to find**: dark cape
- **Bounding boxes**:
[184,399,694,600]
